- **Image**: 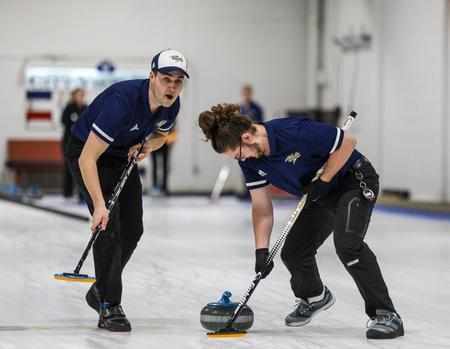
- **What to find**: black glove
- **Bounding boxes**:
[255,248,274,279]
[302,178,330,208]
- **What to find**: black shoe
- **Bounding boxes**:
[285,286,335,326]
[98,305,132,332]
[366,309,404,339]
[85,283,101,314]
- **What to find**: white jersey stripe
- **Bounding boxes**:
[158,123,174,132]
[329,127,341,154]
[246,179,267,187]
[92,123,114,142]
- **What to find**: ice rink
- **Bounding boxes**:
[1,196,449,349]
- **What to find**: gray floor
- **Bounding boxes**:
[0,196,449,349]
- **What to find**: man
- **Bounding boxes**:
[197,103,404,339]
[65,49,189,332]
[240,84,264,123]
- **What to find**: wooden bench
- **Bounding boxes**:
[6,139,64,186]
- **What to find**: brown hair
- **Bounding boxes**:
[198,103,255,153]
[71,88,84,98]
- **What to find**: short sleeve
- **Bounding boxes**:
[239,162,268,190]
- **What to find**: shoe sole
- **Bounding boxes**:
[285,294,336,327]
[98,322,132,332]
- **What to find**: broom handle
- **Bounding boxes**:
[73,138,147,274]
[224,110,357,330]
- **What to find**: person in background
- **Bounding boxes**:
[61,88,86,202]
[239,85,264,198]
[240,84,264,123]
[150,124,177,196]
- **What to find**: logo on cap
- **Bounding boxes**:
[170,55,184,63]
[151,49,189,78]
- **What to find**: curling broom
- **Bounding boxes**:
[54,137,147,283]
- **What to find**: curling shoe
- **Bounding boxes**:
[366,309,404,339]
[85,283,101,314]
[285,286,335,326]
[98,303,132,332]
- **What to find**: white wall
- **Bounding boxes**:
[318,0,449,201]
[447,0,450,202]
[2,0,448,201]
[379,0,447,201]
[0,0,308,193]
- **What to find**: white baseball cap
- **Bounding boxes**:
[151,49,189,78]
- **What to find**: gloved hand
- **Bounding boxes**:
[255,248,274,279]
[302,178,330,208]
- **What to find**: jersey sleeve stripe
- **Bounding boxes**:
[246,179,268,187]
[158,123,174,132]
[92,123,114,142]
[329,127,342,154]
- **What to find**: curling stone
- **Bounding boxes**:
[200,291,254,331]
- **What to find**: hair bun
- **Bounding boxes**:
[198,111,219,141]
[198,103,250,152]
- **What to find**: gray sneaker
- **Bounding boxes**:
[366,309,404,339]
[285,286,335,326]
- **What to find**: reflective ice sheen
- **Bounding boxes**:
[1,197,449,348]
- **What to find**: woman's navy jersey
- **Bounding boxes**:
[71,79,180,158]
[239,117,362,198]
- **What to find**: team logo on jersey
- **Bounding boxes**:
[258,170,267,177]
[285,152,301,165]
[129,124,139,131]
[170,55,184,63]
[156,120,168,128]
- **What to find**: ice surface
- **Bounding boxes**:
[1,196,449,348]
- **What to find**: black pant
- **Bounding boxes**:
[62,136,76,198]
[65,136,143,305]
[280,157,395,318]
[151,144,170,193]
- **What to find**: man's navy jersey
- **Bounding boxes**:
[71,79,180,157]
[239,117,361,198]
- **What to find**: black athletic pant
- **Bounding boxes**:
[62,137,75,198]
[62,136,84,201]
[65,135,144,305]
[280,157,395,318]
[151,143,170,193]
